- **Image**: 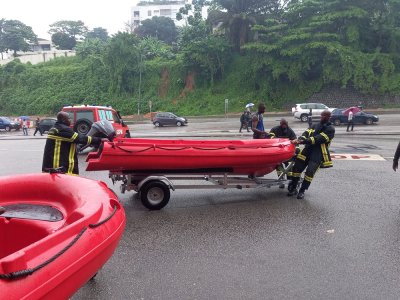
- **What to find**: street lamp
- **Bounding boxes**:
[224,99,229,119]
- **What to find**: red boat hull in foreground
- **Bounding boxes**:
[0,174,125,300]
[86,138,295,176]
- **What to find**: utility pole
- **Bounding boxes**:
[137,53,143,116]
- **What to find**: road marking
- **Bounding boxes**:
[331,154,385,161]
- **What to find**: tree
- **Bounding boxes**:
[86,27,109,42]
[51,32,76,50]
[179,21,231,86]
[49,20,88,50]
[102,32,141,94]
[207,0,283,52]
[135,16,178,45]
[0,19,37,57]
[244,0,400,94]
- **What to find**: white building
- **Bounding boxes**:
[131,0,190,28]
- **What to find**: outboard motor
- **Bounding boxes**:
[79,120,116,154]
[87,120,116,141]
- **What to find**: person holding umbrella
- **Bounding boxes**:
[344,106,361,132]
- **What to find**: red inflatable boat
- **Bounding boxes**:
[0,173,125,300]
[86,138,295,176]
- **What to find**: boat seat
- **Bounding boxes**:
[0,204,63,222]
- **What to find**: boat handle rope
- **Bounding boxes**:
[114,144,287,153]
[89,204,117,228]
[0,205,118,280]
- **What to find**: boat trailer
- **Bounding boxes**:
[110,160,297,210]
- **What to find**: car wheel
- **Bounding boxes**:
[333,119,341,126]
[5,126,11,131]
[300,114,308,122]
[176,121,182,127]
[365,118,373,125]
[74,120,92,135]
[154,122,160,127]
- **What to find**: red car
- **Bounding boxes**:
[62,105,131,137]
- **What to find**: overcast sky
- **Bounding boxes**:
[2,0,139,39]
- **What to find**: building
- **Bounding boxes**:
[131,0,190,28]
[30,38,53,52]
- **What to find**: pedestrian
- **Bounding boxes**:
[393,141,400,172]
[251,103,268,139]
[267,118,297,188]
[288,110,335,199]
[33,117,43,136]
[239,111,250,132]
[42,111,101,175]
[22,119,28,135]
[346,110,354,132]
[307,109,313,128]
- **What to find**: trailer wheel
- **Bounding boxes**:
[140,181,170,210]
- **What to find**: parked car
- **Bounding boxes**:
[62,105,131,137]
[0,117,21,131]
[292,103,335,122]
[152,112,188,127]
[38,118,57,133]
[329,109,379,126]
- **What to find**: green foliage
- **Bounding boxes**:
[0,19,37,56]
[86,27,109,42]
[49,20,88,50]
[135,16,178,45]
[1,1,400,117]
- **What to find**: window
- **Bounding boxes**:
[148,10,152,16]
[160,9,171,16]
[134,11,140,17]
[76,111,94,123]
[65,111,75,123]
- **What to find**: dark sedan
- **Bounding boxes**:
[152,112,188,127]
[329,109,379,126]
[0,117,21,131]
[38,118,57,133]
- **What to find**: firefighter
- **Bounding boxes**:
[288,110,335,199]
[42,111,101,175]
[267,118,297,188]
[267,118,296,140]
[393,141,400,171]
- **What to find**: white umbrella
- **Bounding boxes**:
[245,103,254,108]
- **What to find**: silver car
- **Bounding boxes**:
[291,103,335,122]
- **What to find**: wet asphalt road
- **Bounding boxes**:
[1,114,400,299]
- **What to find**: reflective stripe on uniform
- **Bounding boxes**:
[297,153,306,161]
[310,137,315,144]
[321,144,329,163]
[292,172,302,178]
[320,132,330,143]
[48,134,77,143]
[53,140,61,168]
[87,136,92,145]
[304,175,313,182]
[67,143,76,174]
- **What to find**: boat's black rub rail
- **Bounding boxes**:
[0,205,118,280]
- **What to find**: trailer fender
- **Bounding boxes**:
[137,176,175,192]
